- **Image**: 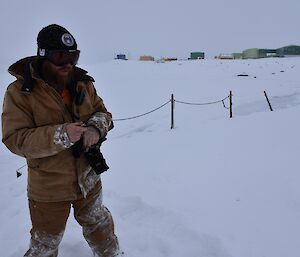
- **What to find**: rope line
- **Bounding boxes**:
[113,94,230,121]
[113,100,171,121]
[222,100,230,109]
[16,164,27,172]
[174,95,230,106]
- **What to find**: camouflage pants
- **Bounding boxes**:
[24,183,119,257]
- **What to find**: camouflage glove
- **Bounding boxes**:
[86,112,112,139]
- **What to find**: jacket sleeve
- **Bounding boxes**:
[1,86,73,159]
[85,82,114,138]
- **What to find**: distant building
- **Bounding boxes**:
[189,52,205,60]
[276,45,300,56]
[139,55,155,61]
[217,54,234,60]
[242,48,278,59]
[115,54,127,60]
[232,53,243,59]
[162,57,178,62]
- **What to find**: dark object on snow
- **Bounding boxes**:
[16,164,27,178]
[264,91,273,111]
[237,73,249,77]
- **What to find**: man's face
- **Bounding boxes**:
[42,60,74,88]
[48,61,73,77]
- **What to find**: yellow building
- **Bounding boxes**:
[139,55,155,61]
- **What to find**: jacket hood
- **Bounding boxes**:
[8,56,95,92]
[8,56,37,80]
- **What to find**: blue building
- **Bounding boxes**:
[115,54,127,60]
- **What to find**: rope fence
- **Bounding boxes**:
[113,91,234,128]
[113,100,171,121]
[112,90,276,128]
[174,95,230,106]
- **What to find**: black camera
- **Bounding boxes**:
[72,138,109,175]
[84,147,109,175]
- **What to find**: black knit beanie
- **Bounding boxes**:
[37,24,77,55]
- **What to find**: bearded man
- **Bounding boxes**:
[2,24,120,257]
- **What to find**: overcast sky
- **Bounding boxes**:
[1,0,300,65]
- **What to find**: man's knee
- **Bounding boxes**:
[82,206,114,236]
[74,190,104,225]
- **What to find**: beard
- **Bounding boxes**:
[41,61,74,93]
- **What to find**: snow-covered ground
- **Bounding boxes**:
[1,57,300,257]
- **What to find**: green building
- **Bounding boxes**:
[190,52,205,60]
[232,53,243,59]
[276,45,300,56]
[242,48,277,59]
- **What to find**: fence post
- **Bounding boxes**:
[264,91,273,111]
[171,94,175,129]
[229,91,233,118]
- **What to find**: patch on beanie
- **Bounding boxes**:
[61,33,75,47]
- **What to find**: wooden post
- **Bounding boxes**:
[264,91,273,111]
[229,91,233,118]
[171,94,174,129]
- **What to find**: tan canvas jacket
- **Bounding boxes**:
[2,56,113,202]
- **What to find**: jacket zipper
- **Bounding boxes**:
[45,84,85,196]
[44,84,75,122]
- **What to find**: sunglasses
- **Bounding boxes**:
[45,50,80,66]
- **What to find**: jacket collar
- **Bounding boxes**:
[8,56,94,92]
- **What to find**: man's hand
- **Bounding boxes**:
[83,126,100,148]
[66,122,87,143]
